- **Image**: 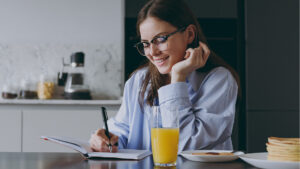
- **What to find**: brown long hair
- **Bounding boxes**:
[135,0,240,106]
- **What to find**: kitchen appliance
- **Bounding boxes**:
[60,52,91,100]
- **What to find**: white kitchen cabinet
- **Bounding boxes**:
[0,109,22,152]
[0,100,121,152]
[22,107,118,152]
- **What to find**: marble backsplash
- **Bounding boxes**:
[0,43,123,100]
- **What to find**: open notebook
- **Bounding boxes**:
[40,136,151,160]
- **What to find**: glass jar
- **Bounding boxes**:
[37,75,54,99]
[2,84,18,99]
[19,79,37,99]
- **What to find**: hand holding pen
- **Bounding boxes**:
[89,107,118,152]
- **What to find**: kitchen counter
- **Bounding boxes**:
[0,99,122,106]
[0,99,122,152]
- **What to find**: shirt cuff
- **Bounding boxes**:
[158,82,189,104]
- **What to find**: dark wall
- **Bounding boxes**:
[126,0,237,18]
[246,0,299,152]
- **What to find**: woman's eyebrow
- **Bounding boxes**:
[140,31,169,42]
[140,39,150,42]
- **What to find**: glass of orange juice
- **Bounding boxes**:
[151,106,179,167]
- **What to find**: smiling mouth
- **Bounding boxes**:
[154,56,169,64]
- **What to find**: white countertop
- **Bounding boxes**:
[0,99,122,105]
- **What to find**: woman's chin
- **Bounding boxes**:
[157,67,171,75]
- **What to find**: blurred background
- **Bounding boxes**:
[0,0,298,153]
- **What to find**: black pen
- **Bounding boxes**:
[101,106,112,152]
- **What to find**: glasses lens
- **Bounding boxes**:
[157,42,168,51]
[136,43,146,56]
[135,37,169,56]
[153,37,168,51]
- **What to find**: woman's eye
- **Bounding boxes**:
[142,42,150,48]
[154,37,167,44]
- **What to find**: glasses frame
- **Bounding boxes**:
[134,27,186,56]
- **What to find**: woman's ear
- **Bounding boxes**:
[185,24,196,44]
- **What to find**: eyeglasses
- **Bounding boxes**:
[134,27,186,56]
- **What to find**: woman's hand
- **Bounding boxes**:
[171,41,210,83]
[89,129,119,152]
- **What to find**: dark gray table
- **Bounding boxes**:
[0,152,258,169]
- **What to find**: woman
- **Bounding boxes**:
[89,0,239,152]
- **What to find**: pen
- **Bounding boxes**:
[101,106,112,152]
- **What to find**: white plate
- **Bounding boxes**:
[239,152,300,169]
[180,150,244,162]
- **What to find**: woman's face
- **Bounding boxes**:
[139,17,189,74]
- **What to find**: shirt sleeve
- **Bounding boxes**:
[107,69,146,149]
[107,86,130,149]
[108,76,139,149]
[158,68,238,152]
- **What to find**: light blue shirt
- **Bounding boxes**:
[108,66,238,152]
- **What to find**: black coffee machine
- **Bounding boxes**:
[59,52,91,100]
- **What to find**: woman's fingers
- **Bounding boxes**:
[199,41,210,62]
[111,145,118,153]
[171,41,210,83]
[90,134,112,152]
[110,134,119,146]
[90,134,102,152]
[89,129,118,152]
[96,129,110,144]
[186,44,203,69]
[194,47,202,64]
[192,41,210,69]
[99,130,118,146]
[184,48,193,59]
[184,51,190,59]
[90,137,109,152]
[99,141,111,152]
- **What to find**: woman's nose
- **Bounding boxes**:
[149,44,160,56]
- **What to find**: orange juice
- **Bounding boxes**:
[151,128,179,164]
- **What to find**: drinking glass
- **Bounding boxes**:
[151,106,179,167]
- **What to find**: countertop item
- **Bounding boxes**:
[19,78,37,99]
[1,84,18,99]
[63,52,91,100]
[2,92,18,99]
[19,90,37,99]
[37,75,55,100]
